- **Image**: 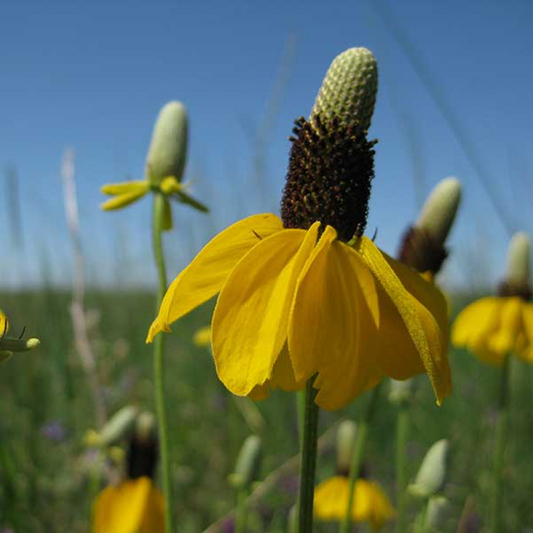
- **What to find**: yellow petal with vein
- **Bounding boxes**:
[290,232,381,410]
[212,224,319,396]
[146,214,283,342]
[100,187,148,211]
[356,237,451,404]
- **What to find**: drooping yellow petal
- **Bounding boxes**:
[93,477,164,533]
[100,187,149,211]
[487,297,523,356]
[212,224,319,396]
[146,214,283,342]
[101,180,150,195]
[356,237,451,404]
[0,310,8,336]
[518,302,533,362]
[314,476,394,529]
[452,297,507,365]
[289,230,381,410]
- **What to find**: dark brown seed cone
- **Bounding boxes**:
[497,280,532,301]
[398,225,448,275]
[126,434,158,480]
[280,116,376,242]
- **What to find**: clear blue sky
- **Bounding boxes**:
[1,1,532,290]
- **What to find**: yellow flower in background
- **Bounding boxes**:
[93,477,164,533]
[147,212,450,410]
[452,232,533,366]
[147,48,451,411]
[193,325,212,348]
[314,476,394,530]
[0,310,40,365]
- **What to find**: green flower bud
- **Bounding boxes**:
[229,435,262,490]
[146,101,188,185]
[336,420,357,473]
[425,495,450,530]
[135,411,157,443]
[388,378,414,406]
[505,232,530,288]
[96,406,139,447]
[416,178,462,245]
[408,439,449,499]
[0,337,40,353]
[311,47,378,132]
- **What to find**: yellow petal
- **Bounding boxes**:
[146,214,283,342]
[270,344,305,392]
[0,310,8,336]
[356,237,451,404]
[452,297,500,348]
[289,231,381,410]
[101,180,149,195]
[139,484,165,533]
[93,478,156,533]
[100,187,148,211]
[518,302,533,362]
[487,297,523,356]
[212,224,319,396]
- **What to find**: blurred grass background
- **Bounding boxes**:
[1,287,533,531]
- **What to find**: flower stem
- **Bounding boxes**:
[395,405,410,533]
[152,192,174,533]
[298,376,319,533]
[489,354,510,533]
[340,382,382,533]
[235,487,249,533]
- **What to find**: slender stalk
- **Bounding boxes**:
[489,354,510,533]
[340,382,382,533]
[298,377,320,533]
[297,389,306,448]
[395,406,410,533]
[235,488,249,533]
[152,193,174,532]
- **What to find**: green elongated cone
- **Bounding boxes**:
[146,101,188,185]
[505,232,530,287]
[98,406,139,447]
[388,378,414,406]
[408,439,449,499]
[229,435,262,489]
[336,420,357,473]
[311,47,378,132]
[135,411,157,443]
[417,177,462,245]
[425,495,450,530]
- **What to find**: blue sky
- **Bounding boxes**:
[1,1,532,290]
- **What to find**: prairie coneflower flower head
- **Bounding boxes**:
[0,310,40,365]
[93,412,164,533]
[100,101,207,226]
[453,232,533,365]
[147,47,451,410]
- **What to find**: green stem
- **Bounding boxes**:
[152,193,174,533]
[395,406,409,533]
[297,389,306,449]
[298,377,320,533]
[489,354,510,533]
[340,382,382,533]
[235,487,249,533]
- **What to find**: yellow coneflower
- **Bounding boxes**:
[314,476,394,531]
[452,232,533,366]
[93,412,164,533]
[0,310,40,364]
[147,48,451,411]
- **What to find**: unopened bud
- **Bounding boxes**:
[96,406,138,447]
[229,435,262,489]
[408,439,449,499]
[311,47,378,132]
[425,495,450,530]
[388,378,414,406]
[146,101,188,185]
[417,178,462,245]
[135,411,157,443]
[503,232,531,291]
[336,420,357,473]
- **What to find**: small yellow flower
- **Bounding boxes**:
[452,296,533,366]
[452,232,533,366]
[314,476,394,531]
[92,477,164,533]
[0,310,40,364]
[193,325,212,348]
[100,101,207,223]
[147,213,451,410]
